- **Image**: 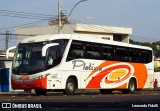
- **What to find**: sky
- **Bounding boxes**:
[0,0,160,49]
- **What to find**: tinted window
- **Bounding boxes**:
[115,47,128,62]
[66,40,152,64]
[101,45,114,60]
[46,39,69,69]
[139,50,152,63]
[128,48,139,62]
[67,41,85,61]
[85,42,100,59]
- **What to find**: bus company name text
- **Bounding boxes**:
[72,60,102,71]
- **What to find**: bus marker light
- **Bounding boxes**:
[20,75,30,80]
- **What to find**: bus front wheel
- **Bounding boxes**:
[35,89,47,96]
[63,78,76,95]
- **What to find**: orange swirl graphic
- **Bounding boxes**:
[86,61,148,89]
[86,64,132,88]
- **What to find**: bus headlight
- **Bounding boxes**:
[34,73,50,80]
[35,77,39,80]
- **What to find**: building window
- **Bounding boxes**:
[102,37,110,40]
[113,34,122,42]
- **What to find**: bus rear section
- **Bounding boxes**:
[59,39,153,94]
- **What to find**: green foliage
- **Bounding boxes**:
[129,39,160,58]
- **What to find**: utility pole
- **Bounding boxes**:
[58,0,62,34]
[6,31,9,51]
[60,0,88,30]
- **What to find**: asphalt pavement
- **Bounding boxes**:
[0,89,160,111]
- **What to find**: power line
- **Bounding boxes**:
[14,20,47,31]
[0,9,54,17]
[0,9,56,20]
[129,35,159,42]
[5,0,56,15]
[0,9,58,31]
[0,13,51,20]
[0,10,55,19]
[0,20,46,31]
[0,33,37,36]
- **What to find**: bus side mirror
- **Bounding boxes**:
[42,43,59,57]
[6,46,16,59]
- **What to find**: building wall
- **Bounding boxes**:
[15,25,76,42]
[74,31,113,41]
[75,23,132,35]
[121,34,129,43]
[15,23,132,43]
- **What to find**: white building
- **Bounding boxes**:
[15,23,132,43]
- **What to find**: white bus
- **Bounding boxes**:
[9,34,153,95]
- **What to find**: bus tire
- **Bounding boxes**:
[128,79,136,93]
[123,79,136,94]
[99,89,112,94]
[35,89,47,96]
[63,78,76,95]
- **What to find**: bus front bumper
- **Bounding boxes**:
[11,77,47,89]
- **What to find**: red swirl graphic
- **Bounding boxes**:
[86,65,131,88]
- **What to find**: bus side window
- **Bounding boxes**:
[128,49,152,63]
[115,47,128,62]
[139,50,152,63]
[46,46,61,69]
[128,48,139,63]
[66,40,85,61]
[85,42,100,60]
[101,45,114,60]
[67,49,76,61]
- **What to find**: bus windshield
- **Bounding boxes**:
[12,43,45,74]
[12,39,69,75]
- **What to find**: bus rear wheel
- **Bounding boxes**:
[63,78,76,95]
[123,79,136,94]
[35,89,47,96]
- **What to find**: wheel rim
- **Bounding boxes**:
[130,83,135,91]
[67,82,74,92]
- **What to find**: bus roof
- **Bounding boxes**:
[20,34,152,51]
